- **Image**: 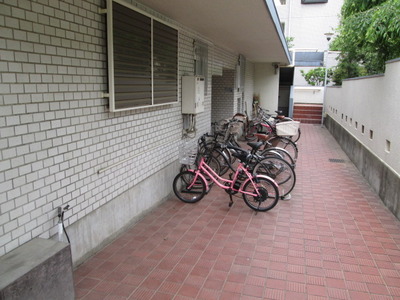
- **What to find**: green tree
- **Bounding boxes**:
[300,67,333,86]
[331,0,400,84]
[286,36,295,49]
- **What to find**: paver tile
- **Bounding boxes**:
[74,125,400,299]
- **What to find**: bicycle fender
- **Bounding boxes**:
[187,169,210,192]
[264,147,291,156]
[243,174,279,190]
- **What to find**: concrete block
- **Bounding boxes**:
[0,238,74,300]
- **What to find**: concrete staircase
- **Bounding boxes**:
[293,103,323,124]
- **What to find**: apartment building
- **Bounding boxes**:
[275,0,343,123]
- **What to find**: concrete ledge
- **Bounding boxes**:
[0,238,74,300]
[325,115,400,220]
[70,161,180,266]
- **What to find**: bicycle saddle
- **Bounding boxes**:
[254,133,272,141]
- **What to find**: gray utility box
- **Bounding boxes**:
[182,76,205,114]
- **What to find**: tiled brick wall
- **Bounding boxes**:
[244,62,255,117]
[209,45,244,122]
[0,0,245,258]
[211,69,235,122]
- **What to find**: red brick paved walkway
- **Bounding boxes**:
[74,124,400,300]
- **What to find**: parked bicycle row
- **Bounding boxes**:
[173,109,301,212]
[245,106,301,143]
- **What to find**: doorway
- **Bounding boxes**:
[278,67,294,116]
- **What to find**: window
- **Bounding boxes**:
[301,0,328,3]
[106,0,178,111]
[294,52,324,67]
[280,0,287,5]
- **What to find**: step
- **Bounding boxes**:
[294,118,321,124]
[294,108,322,114]
[293,106,322,112]
[293,114,322,120]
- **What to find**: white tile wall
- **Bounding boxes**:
[0,0,245,257]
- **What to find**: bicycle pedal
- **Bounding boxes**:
[228,202,233,207]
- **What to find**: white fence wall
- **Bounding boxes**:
[293,87,324,104]
[325,59,400,176]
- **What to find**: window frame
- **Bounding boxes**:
[193,40,208,95]
[106,0,179,112]
[301,0,328,4]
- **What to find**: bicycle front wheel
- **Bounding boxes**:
[242,176,279,212]
[173,171,207,203]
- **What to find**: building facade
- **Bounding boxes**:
[0,0,289,265]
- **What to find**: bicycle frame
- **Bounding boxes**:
[188,156,261,198]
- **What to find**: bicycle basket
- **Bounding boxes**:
[275,121,300,136]
[179,140,197,165]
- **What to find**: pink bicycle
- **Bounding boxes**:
[173,144,280,212]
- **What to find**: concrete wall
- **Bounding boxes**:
[0,238,74,300]
[254,63,279,112]
[293,87,324,104]
[325,59,400,175]
[324,59,400,219]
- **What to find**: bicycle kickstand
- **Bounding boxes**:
[228,194,234,207]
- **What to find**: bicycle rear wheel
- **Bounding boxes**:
[173,171,207,203]
[253,156,296,198]
[242,176,279,212]
[266,136,298,163]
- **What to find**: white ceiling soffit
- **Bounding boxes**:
[136,0,291,64]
